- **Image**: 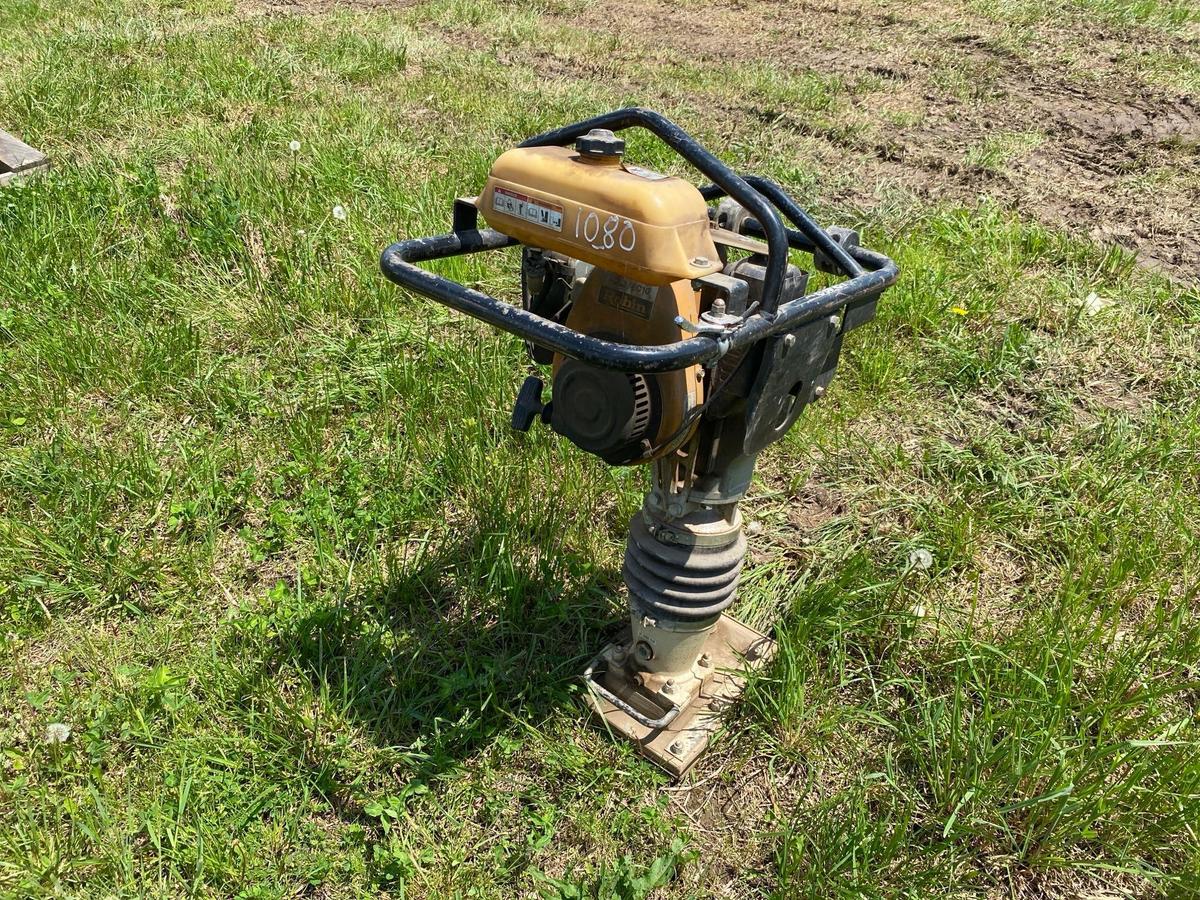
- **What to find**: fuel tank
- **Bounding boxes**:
[478,144,722,286]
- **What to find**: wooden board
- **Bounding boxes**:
[0,129,49,185]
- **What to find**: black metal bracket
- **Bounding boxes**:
[380,107,898,375]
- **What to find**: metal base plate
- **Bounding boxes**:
[583,615,776,778]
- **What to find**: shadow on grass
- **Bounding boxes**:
[232,519,626,787]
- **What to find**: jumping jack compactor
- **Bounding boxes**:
[381,109,898,776]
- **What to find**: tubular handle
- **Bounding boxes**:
[380,108,899,373]
[582,652,682,731]
[380,229,897,374]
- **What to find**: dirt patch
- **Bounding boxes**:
[785,479,847,530]
[238,0,409,15]
[667,749,805,897]
[542,0,1200,279]
[1075,373,1152,420]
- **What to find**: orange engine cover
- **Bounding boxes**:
[549,268,704,463]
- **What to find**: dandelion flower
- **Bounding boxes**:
[950,305,968,316]
[332,204,347,222]
[908,548,933,571]
[288,140,301,153]
[43,723,71,744]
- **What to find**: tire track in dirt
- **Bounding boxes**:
[546,0,1200,278]
[238,0,1199,276]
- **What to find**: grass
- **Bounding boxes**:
[1,0,1199,897]
[975,0,1200,30]
[964,131,1045,172]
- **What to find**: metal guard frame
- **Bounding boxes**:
[380,108,899,375]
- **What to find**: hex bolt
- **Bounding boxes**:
[711,298,727,316]
[781,333,796,356]
[699,653,712,668]
[668,741,683,755]
[813,385,826,400]
[691,256,711,267]
[634,640,654,663]
[663,679,675,694]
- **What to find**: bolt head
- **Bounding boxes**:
[699,653,712,668]
[668,741,683,755]
[813,385,826,399]
[691,256,711,267]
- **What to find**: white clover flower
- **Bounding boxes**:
[43,722,71,744]
[908,548,933,571]
[288,139,301,153]
[332,204,347,222]
[910,602,929,619]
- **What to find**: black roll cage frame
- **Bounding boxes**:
[380,107,898,375]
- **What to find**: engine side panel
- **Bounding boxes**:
[552,270,703,463]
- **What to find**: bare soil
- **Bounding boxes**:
[551,0,1200,279]
[242,0,1199,276]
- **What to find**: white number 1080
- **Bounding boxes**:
[576,209,636,253]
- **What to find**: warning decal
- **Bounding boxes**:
[492,187,564,232]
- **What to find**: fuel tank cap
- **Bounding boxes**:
[575,128,625,158]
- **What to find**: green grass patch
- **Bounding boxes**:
[1,0,1198,897]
